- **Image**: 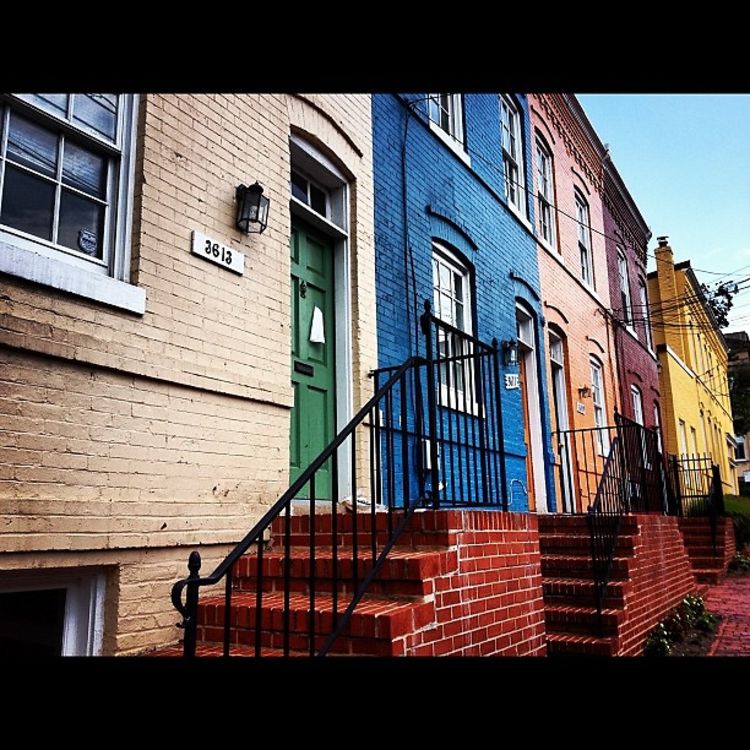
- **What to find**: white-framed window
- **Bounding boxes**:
[617,248,633,329]
[535,136,556,248]
[638,278,653,351]
[500,95,526,216]
[678,419,688,456]
[631,385,643,425]
[291,168,330,220]
[428,94,465,146]
[590,356,608,455]
[575,191,593,288]
[0,94,142,313]
[432,241,474,410]
[736,436,746,461]
[0,571,105,657]
[653,402,663,455]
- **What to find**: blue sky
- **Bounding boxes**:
[577,94,750,331]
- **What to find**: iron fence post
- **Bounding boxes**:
[421,301,440,508]
[183,550,201,658]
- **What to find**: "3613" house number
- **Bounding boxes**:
[191,230,245,275]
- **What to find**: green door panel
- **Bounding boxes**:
[289,220,336,499]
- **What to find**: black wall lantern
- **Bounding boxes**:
[502,339,519,367]
[236,182,270,234]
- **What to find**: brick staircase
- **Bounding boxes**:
[539,514,698,656]
[156,510,547,657]
[677,516,737,584]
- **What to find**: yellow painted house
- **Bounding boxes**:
[647,237,737,493]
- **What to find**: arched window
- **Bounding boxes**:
[617,248,633,328]
[638,278,653,350]
[535,135,556,249]
[630,384,643,425]
[590,355,608,454]
[500,95,526,217]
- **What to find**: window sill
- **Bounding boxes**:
[428,120,472,167]
[506,202,533,234]
[0,238,146,315]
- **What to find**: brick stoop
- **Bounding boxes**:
[677,517,736,584]
[539,514,698,656]
[154,509,548,657]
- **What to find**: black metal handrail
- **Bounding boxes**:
[171,356,428,657]
[416,300,508,509]
[668,454,725,554]
[571,413,668,633]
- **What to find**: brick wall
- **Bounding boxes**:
[0,94,376,653]
[372,93,555,512]
[528,95,618,512]
[602,177,660,432]
[618,514,697,655]
[395,511,547,656]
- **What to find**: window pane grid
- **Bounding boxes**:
[501,96,524,213]
[429,94,464,145]
[0,99,116,265]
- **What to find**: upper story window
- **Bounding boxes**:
[0,94,142,313]
[638,279,653,351]
[736,436,746,461]
[291,169,330,219]
[500,96,526,216]
[432,241,474,409]
[590,356,608,455]
[535,136,556,248]
[575,191,593,288]
[617,248,633,329]
[630,385,643,425]
[428,94,465,146]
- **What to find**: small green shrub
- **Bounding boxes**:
[681,594,706,626]
[695,611,718,633]
[729,551,750,573]
[663,611,687,642]
[643,623,672,657]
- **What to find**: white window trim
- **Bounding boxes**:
[432,242,477,415]
[428,94,465,145]
[638,278,654,353]
[0,95,143,314]
[500,95,527,219]
[0,572,106,656]
[617,248,635,335]
[427,94,471,167]
[590,357,609,456]
[535,138,556,250]
[575,191,594,289]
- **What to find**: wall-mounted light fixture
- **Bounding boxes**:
[502,339,519,367]
[236,182,270,234]
[578,384,592,399]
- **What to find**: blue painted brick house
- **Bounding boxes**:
[372,93,555,513]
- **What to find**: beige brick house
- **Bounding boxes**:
[0,94,376,655]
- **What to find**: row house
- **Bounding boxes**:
[0,93,377,655]
[0,93,735,657]
[648,240,737,494]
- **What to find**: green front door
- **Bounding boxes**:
[290,220,336,499]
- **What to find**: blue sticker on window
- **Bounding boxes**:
[78,229,98,255]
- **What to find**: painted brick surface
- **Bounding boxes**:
[166,510,547,657]
[528,94,618,513]
[648,243,735,492]
[601,169,661,434]
[0,94,377,653]
[372,94,554,512]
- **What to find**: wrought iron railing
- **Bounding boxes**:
[668,454,725,554]
[416,300,508,508]
[171,356,428,657]
[552,414,666,515]
[553,413,667,632]
[170,310,507,657]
